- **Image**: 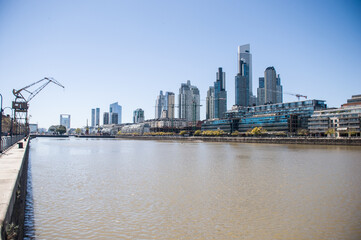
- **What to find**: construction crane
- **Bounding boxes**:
[12,77,65,135]
[265,89,307,101]
[283,92,307,101]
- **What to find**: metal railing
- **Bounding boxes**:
[0,135,25,153]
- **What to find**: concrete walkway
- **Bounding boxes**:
[0,139,28,238]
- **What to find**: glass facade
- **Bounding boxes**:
[91,109,95,127]
[214,67,227,118]
[60,114,71,129]
[103,112,109,125]
[235,59,250,106]
[235,44,252,107]
[202,99,327,133]
[133,108,145,123]
[110,102,122,124]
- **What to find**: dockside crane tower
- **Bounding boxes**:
[12,77,65,135]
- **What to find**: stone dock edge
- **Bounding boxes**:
[0,138,29,240]
[114,135,361,146]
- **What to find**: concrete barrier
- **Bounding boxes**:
[0,137,29,240]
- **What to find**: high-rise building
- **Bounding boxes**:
[235,59,250,106]
[103,112,109,125]
[155,91,175,119]
[257,77,265,106]
[133,108,145,123]
[178,80,200,122]
[155,91,165,119]
[214,67,227,118]
[235,44,252,106]
[206,86,215,119]
[60,114,71,129]
[165,92,175,119]
[257,66,283,105]
[110,102,122,124]
[91,109,95,127]
[96,108,100,126]
[111,113,118,124]
[206,68,227,119]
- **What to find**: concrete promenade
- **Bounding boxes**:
[0,138,29,240]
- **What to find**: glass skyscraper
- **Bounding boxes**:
[60,114,71,129]
[109,102,122,124]
[91,109,95,127]
[235,44,252,106]
[133,108,145,123]
[103,112,109,125]
[214,67,227,118]
[206,67,227,119]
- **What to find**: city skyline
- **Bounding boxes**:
[1,0,360,128]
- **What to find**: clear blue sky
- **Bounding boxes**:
[1,0,360,128]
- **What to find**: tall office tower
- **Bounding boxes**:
[91,109,95,127]
[214,67,227,118]
[257,77,266,105]
[103,112,110,125]
[257,67,283,105]
[60,114,71,129]
[178,80,200,122]
[109,102,122,124]
[155,91,165,119]
[235,57,250,106]
[276,75,283,103]
[95,108,100,126]
[133,108,145,123]
[111,113,118,124]
[206,86,215,119]
[235,44,252,106]
[250,95,257,106]
[165,92,175,119]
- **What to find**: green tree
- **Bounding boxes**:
[75,128,82,135]
[56,125,67,135]
[48,125,58,133]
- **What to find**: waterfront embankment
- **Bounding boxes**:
[115,135,361,146]
[0,138,29,240]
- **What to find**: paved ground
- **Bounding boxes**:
[0,140,27,229]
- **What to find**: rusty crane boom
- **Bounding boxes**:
[12,77,65,135]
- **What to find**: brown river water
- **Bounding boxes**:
[24,137,361,239]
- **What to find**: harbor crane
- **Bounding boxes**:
[12,77,65,135]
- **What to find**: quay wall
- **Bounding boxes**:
[0,138,29,240]
[115,135,361,146]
